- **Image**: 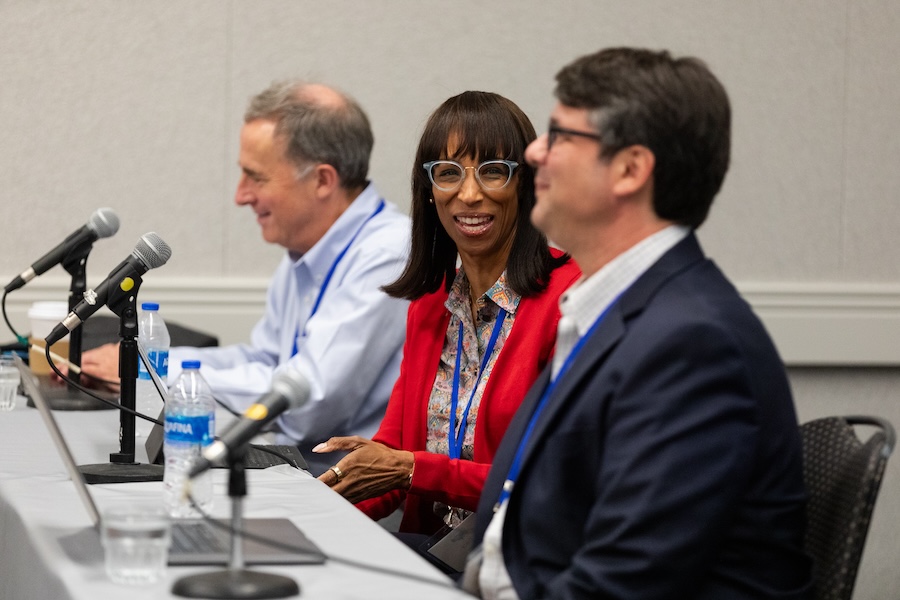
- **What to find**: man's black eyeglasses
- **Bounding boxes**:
[547,125,602,150]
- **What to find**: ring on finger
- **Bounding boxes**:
[329,465,344,483]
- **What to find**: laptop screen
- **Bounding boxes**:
[16,353,326,566]
[13,353,102,528]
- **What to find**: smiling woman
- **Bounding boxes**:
[427,153,520,306]
[312,91,581,569]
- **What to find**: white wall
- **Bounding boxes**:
[1,2,899,597]
[2,0,900,362]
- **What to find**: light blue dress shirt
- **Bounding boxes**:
[169,183,411,475]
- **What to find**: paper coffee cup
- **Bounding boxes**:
[28,301,70,376]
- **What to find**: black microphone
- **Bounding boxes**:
[4,208,120,293]
[44,232,172,345]
[188,369,312,477]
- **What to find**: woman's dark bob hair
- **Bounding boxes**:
[384,91,567,300]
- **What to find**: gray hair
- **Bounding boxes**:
[244,80,373,189]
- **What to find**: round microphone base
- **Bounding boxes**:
[172,569,300,599]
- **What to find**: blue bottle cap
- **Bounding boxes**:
[182,360,201,369]
[141,302,160,311]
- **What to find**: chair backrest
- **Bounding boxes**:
[800,415,895,600]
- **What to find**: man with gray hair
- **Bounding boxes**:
[80,81,411,476]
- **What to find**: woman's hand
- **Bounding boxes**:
[313,436,414,504]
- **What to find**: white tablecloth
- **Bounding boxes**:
[0,394,472,599]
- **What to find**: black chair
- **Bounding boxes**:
[800,415,895,600]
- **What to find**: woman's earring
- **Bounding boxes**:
[428,198,434,204]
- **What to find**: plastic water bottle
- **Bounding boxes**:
[163,361,216,518]
[136,302,170,438]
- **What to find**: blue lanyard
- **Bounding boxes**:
[495,298,619,508]
[448,308,508,460]
[291,199,386,357]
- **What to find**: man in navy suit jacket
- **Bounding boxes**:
[463,48,813,599]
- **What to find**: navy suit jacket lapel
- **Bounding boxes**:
[474,234,707,544]
[512,307,626,478]
[512,233,708,491]
[474,366,550,541]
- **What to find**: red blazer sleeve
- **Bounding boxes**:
[357,254,581,532]
[355,295,450,522]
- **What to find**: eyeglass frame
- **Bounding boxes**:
[546,125,603,151]
[422,159,520,193]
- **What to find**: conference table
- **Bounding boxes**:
[0,393,473,600]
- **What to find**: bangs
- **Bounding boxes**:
[444,119,519,162]
[418,92,530,163]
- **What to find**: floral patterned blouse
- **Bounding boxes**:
[426,268,521,460]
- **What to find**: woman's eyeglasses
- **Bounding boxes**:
[423,159,519,192]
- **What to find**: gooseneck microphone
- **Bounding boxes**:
[4,208,120,293]
[189,369,312,477]
[44,232,172,345]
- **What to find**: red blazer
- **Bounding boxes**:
[356,253,580,534]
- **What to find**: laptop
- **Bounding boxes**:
[137,343,309,472]
[16,354,326,566]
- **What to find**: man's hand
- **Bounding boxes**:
[51,342,121,393]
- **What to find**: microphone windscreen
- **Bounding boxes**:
[87,208,120,238]
[133,232,172,269]
[272,369,312,410]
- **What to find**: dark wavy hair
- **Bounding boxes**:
[555,47,731,228]
[384,91,568,300]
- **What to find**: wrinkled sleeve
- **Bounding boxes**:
[271,243,408,446]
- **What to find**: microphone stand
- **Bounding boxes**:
[61,242,90,378]
[172,456,300,599]
[78,273,164,484]
[29,242,114,410]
